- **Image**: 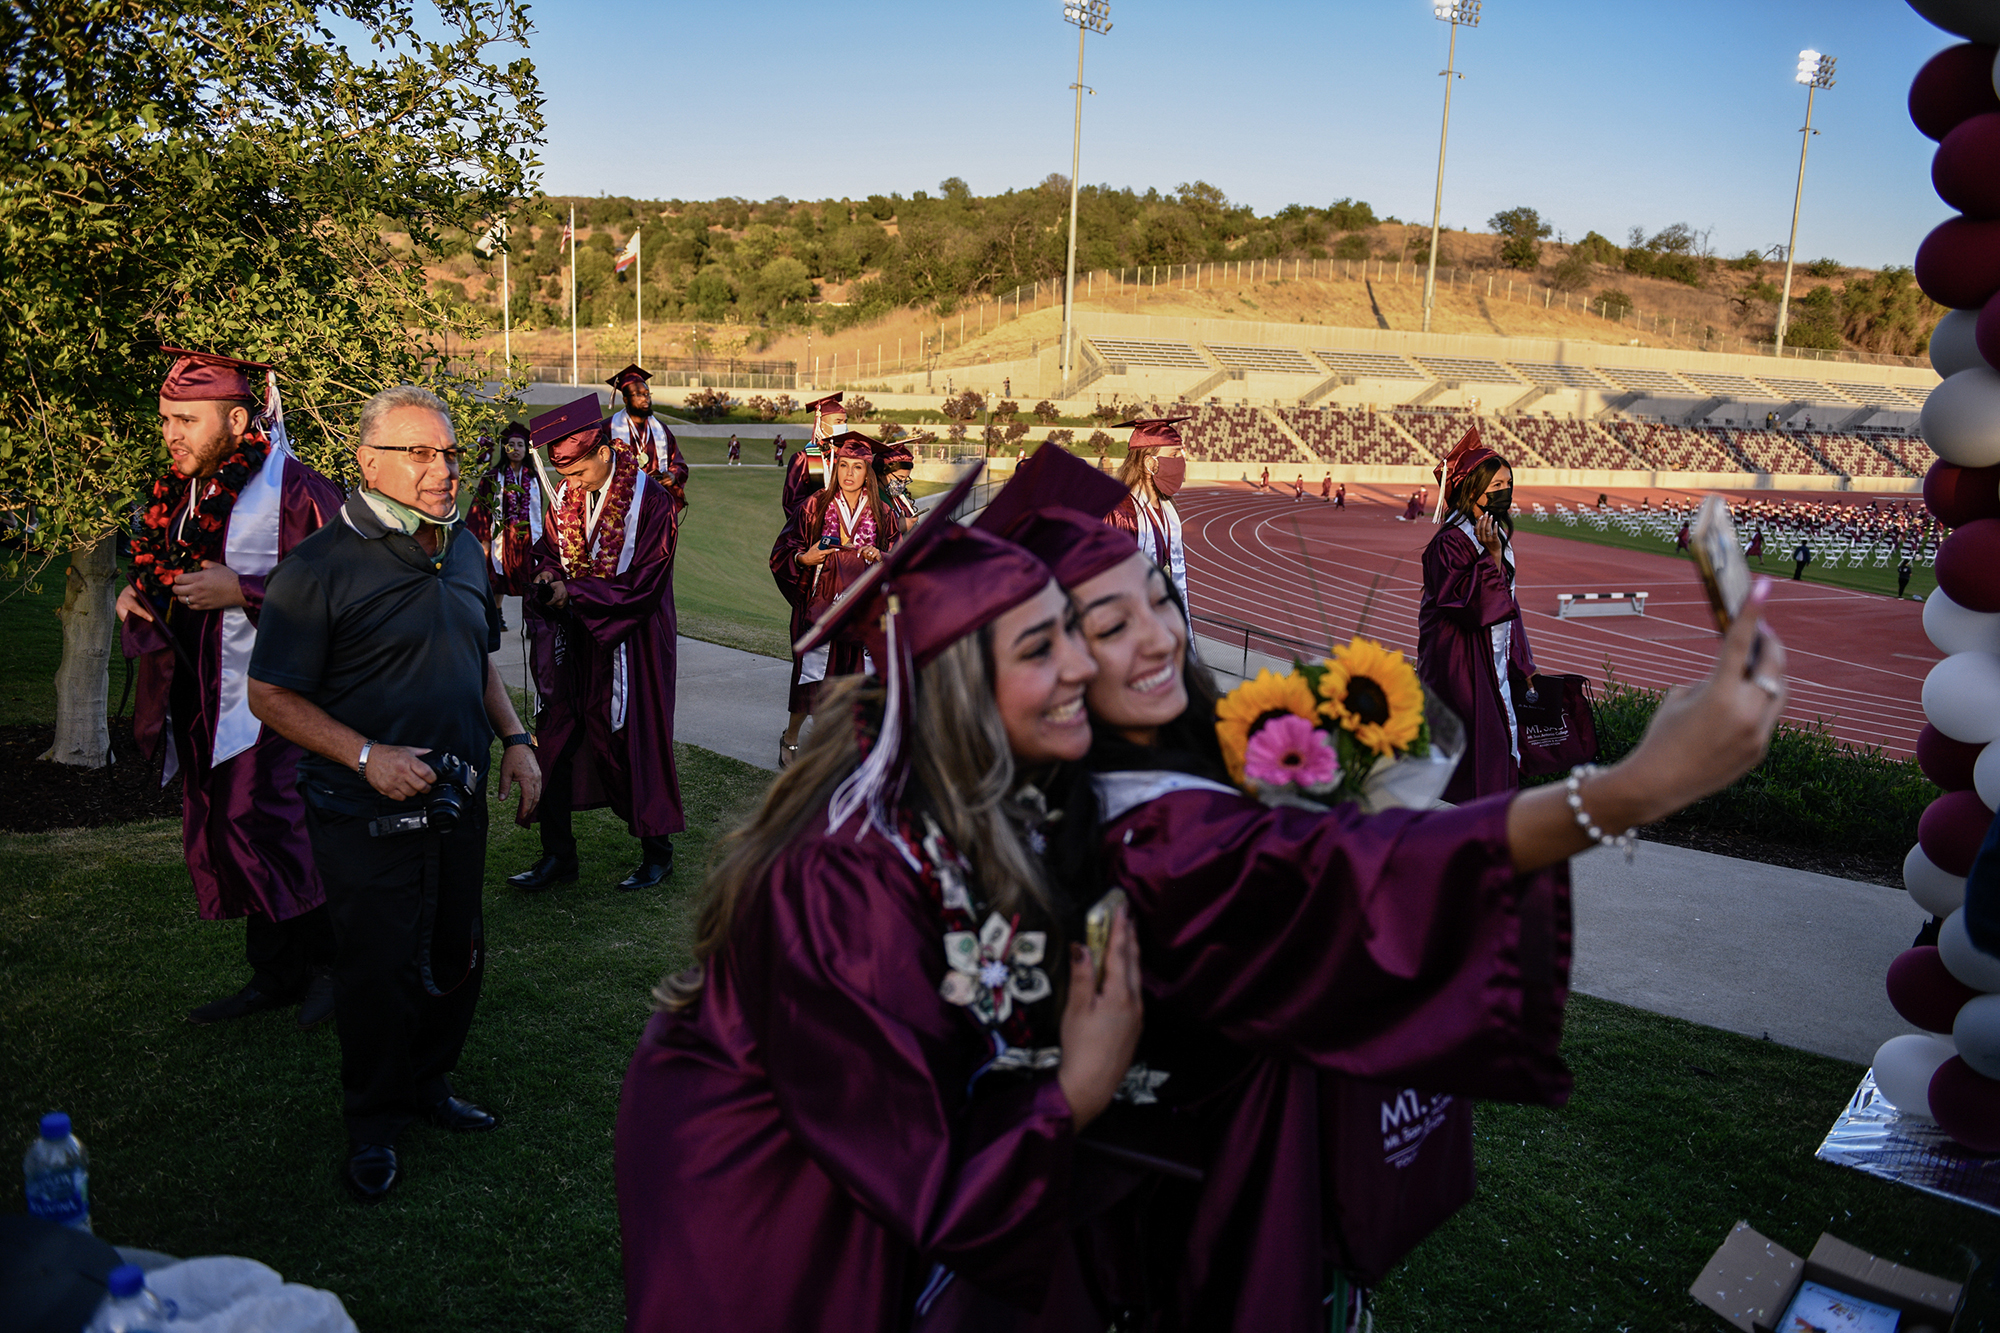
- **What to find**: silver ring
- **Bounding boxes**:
[1751,673,1782,699]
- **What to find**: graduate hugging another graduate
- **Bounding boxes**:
[615,444,1796,1331]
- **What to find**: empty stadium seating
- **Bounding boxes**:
[1392,408,1482,460]
[1507,362,1614,391]
[1598,366,1696,395]
[1189,404,1293,463]
[1682,371,1777,400]
[1795,431,1913,478]
[1086,338,1210,369]
[1311,350,1427,380]
[1603,421,1748,471]
[1717,427,1823,474]
[1832,380,1922,411]
[1412,356,1521,385]
[1278,407,1433,466]
[1868,433,1937,476]
[1757,376,1854,405]
[1499,417,1646,470]
[1207,343,1319,374]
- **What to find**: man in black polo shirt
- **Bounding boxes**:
[248,384,540,1203]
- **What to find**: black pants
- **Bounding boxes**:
[305,796,487,1145]
[538,721,672,864]
[1792,561,1807,580]
[244,906,335,999]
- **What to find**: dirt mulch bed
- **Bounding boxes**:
[0,722,182,832]
[1643,818,1904,889]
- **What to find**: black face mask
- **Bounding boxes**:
[1482,487,1514,521]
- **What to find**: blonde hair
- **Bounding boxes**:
[657,631,1056,1009]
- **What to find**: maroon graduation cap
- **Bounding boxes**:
[822,429,879,461]
[160,347,268,403]
[529,395,607,464]
[803,392,845,416]
[974,441,1137,588]
[1116,414,1194,450]
[607,364,651,391]
[874,436,917,471]
[796,462,1053,836]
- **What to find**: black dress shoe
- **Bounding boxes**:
[297,967,336,1031]
[343,1143,398,1204]
[508,852,578,891]
[186,985,285,1025]
[617,858,673,892]
[426,1095,498,1132]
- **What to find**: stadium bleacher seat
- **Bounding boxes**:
[1085,338,1210,370]
[1393,407,1484,460]
[1411,356,1522,385]
[1795,431,1914,478]
[1717,427,1822,474]
[1756,376,1853,405]
[1506,362,1614,391]
[1599,366,1697,395]
[1682,371,1778,401]
[1603,420,1748,471]
[1499,417,1647,469]
[1310,350,1429,380]
[1189,404,1293,463]
[1828,381,1921,411]
[1899,384,1934,409]
[1869,433,1936,475]
[1205,343,1320,374]
[1277,407,1432,466]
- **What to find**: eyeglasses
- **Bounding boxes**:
[366,445,463,470]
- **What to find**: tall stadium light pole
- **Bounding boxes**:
[1421,0,1479,336]
[1775,49,1836,358]
[1060,0,1110,396]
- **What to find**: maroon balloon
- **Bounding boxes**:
[1936,114,2000,218]
[1936,518,2000,612]
[1919,789,1993,878]
[1929,1056,2000,1153]
[1887,946,1984,1032]
[1925,459,2000,528]
[1910,43,2000,141]
[1976,295,2000,375]
[1916,217,2000,309]
[1917,724,1983,791]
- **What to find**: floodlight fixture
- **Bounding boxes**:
[1775,48,1836,356]
[1059,0,1110,390]
[1420,0,1481,334]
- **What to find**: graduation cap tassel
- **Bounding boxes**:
[827,593,907,839]
[262,370,291,456]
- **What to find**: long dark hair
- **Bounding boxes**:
[1449,454,1513,534]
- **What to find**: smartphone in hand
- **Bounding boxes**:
[1689,495,1751,631]
[1084,889,1127,990]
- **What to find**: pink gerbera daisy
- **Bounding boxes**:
[1242,713,1338,789]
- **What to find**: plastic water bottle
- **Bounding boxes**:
[85,1264,174,1332]
[22,1111,89,1232]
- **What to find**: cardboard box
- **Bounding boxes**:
[1690,1221,1963,1333]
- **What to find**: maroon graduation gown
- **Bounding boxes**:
[530,472,684,838]
[615,823,1079,1330]
[780,488,904,704]
[121,450,343,922]
[466,461,543,598]
[1087,775,1572,1329]
[1416,523,1536,803]
[610,410,688,507]
[771,449,826,713]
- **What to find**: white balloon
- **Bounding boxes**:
[1941,909,2000,992]
[1923,366,2000,468]
[1979,743,2000,812]
[1955,993,2000,1079]
[1907,0,2000,43]
[1923,587,2000,656]
[1922,651,2000,742]
[1932,309,1991,379]
[1873,1032,1957,1119]
[1906,842,1970,915]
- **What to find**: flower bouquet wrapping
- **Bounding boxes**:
[1215,637,1465,814]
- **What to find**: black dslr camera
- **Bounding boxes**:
[367,752,479,837]
[530,579,558,608]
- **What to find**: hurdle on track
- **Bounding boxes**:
[1557,592,1649,619]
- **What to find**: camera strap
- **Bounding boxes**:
[413,830,481,998]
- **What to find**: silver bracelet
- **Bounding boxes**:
[1565,764,1636,862]
[357,740,374,779]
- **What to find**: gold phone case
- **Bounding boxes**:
[1084,888,1127,988]
[1689,495,1750,631]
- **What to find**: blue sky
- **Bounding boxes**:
[524,0,1960,268]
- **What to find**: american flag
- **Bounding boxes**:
[560,222,574,246]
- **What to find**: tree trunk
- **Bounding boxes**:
[41,536,117,768]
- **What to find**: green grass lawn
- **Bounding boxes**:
[6,776,1993,1331]
[673,465,793,659]
[1517,511,1936,603]
[0,573,68,727]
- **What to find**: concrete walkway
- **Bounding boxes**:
[492,618,1920,1069]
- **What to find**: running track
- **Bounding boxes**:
[1179,483,1931,756]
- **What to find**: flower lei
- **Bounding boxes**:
[129,428,272,599]
[497,462,534,552]
[553,443,639,578]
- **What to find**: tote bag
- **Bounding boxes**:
[1511,672,1599,778]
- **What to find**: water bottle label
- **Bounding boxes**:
[26,1167,88,1227]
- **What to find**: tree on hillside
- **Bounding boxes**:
[1488,207,1553,270]
[1838,267,1939,357]
[1,0,543,767]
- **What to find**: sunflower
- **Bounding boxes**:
[1215,669,1321,783]
[1317,637,1425,757]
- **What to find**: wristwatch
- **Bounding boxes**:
[502,732,533,750]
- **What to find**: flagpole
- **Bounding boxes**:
[569,203,578,385]
[502,245,511,365]
[636,228,643,365]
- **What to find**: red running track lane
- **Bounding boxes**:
[1178,483,1933,756]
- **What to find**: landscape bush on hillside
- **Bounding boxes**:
[1490,206,1552,271]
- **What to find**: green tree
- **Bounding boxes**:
[1837,266,1940,356]
[1570,231,1621,265]
[1783,284,1844,351]
[0,0,543,766]
[1488,206,1552,270]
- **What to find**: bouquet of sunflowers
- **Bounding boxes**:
[1215,636,1465,814]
